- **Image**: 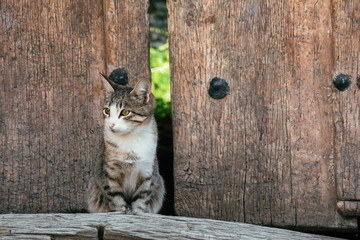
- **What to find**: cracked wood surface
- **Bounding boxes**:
[0,0,150,213]
[332,0,360,202]
[168,0,358,229]
[0,213,341,240]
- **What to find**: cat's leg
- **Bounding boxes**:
[106,190,129,214]
[103,160,132,213]
[146,175,165,213]
[131,175,165,214]
[87,178,111,213]
[131,190,151,214]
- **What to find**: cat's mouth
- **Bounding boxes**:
[109,127,131,136]
[110,128,119,133]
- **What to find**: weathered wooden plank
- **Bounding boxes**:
[0,0,105,214]
[0,0,150,214]
[2,235,52,240]
[103,0,151,85]
[0,213,341,240]
[168,0,357,229]
[332,0,360,203]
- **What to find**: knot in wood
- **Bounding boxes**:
[109,68,128,85]
[333,73,351,91]
[208,77,229,99]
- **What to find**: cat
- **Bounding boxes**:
[87,73,165,214]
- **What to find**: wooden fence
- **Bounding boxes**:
[1,0,150,213]
[1,0,359,234]
[168,0,360,230]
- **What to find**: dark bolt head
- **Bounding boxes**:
[109,68,128,85]
[333,73,351,91]
[208,77,229,99]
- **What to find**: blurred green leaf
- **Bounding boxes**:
[150,42,171,122]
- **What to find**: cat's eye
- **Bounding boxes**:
[103,108,110,116]
[120,109,130,117]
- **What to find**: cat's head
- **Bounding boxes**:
[100,73,155,136]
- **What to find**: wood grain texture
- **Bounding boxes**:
[0,213,342,240]
[0,0,105,214]
[103,0,151,86]
[0,0,150,213]
[332,0,360,203]
[168,0,357,229]
[337,201,360,217]
[2,235,52,240]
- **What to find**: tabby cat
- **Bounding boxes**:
[87,74,165,214]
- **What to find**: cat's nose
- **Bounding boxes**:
[108,123,115,129]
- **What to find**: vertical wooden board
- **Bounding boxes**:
[0,0,106,213]
[332,0,360,201]
[0,0,150,213]
[169,0,356,229]
[103,0,150,85]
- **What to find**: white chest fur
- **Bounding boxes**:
[104,119,157,178]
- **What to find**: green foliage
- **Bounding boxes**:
[150,42,171,122]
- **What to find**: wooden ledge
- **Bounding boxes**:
[0,213,341,240]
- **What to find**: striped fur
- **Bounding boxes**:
[87,77,165,214]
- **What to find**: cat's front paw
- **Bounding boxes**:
[113,205,128,214]
[118,205,135,214]
[131,206,148,215]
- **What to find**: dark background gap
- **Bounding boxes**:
[149,0,175,216]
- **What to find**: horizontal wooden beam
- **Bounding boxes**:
[0,213,340,240]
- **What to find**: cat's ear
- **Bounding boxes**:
[130,79,152,104]
[100,72,119,97]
